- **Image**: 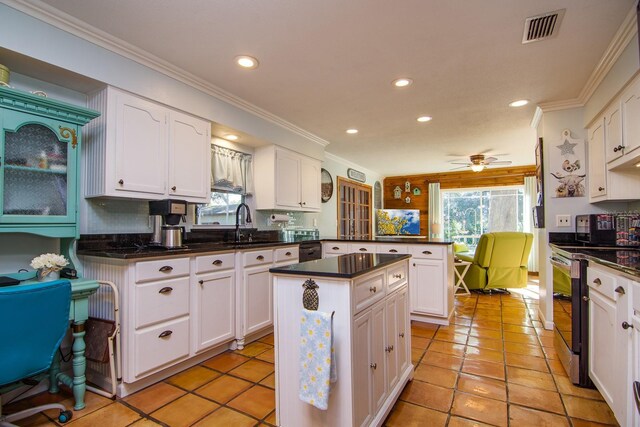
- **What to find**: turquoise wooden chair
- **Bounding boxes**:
[0,280,73,425]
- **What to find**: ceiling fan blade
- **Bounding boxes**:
[449,162,471,165]
[483,157,498,163]
[449,165,470,170]
[488,160,512,165]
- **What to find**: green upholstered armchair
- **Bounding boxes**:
[456,232,533,290]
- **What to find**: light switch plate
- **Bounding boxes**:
[556,214,571,227]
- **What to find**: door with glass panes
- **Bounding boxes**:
[0,110,77,224]
[338,177,372,239]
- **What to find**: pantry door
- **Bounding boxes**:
[337,177,372,239]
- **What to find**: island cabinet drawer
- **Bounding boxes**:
[195,252,235,274]
[323,243,348,254]
[408,245,444,260]
[587,266,618,300]
[387,264,408,291]
[135,277,190,329]
[135,258,190,283]
[376,245,408,255]
[133,317,190,379]
[242,249,274,267]
[274,246,299,263]
[349,243,378,254]
[354,272,385,313]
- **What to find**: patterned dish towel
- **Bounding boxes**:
[299,309,337,410]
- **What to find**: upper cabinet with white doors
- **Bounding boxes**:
[253,145,321,212]
[588,74,640,202]
[84,86,210,203]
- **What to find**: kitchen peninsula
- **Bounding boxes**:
[270,253,413,427]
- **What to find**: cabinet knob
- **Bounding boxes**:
[257,255,265,261]
[614,147,619,152]
[118,179,124,185]
[369,286,377,293]
[158,330,173,338]
[332,247,340,250]
[598,187,605,191]
[159,265,174,272]
[198,279,204,285]
[212,260,223,266]
[593,278,601,286]
[393,273,402,279]
[370,363,377,370]
[302,201,306,206]
[615,286,626,295]
[622,321,634,330]
[285,251,292,256]
[389,249,398,253]
[385,345,394,353]
[359,248,368,252]
[158,287,173,294]
[171,186,176,191]
[582,296,590,302]
[422,250,432,255]
[399,332,405,338]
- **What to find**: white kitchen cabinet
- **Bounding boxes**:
[622,77,640,157]
[408,244,454,324]
[254,145,321,212]
[587,263,632,426]
[273,259,413,427]
[631,281,640,427]
[193,269,235,354]
[604,102,623,164]
[242,264,273,336]
[85,86,210,203]
[588,119,607,201]
[323,242,349,257]
[349,243,378,254]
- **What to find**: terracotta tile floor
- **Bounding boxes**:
[4,282,620,426]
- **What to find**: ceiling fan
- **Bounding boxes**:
[449,154,512,172]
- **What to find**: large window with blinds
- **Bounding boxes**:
[338,177,372,239]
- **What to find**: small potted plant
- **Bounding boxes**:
[31,253,69,282]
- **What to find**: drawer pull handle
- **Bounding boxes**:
[257,255,265,261]
[118,179,124,185]
[370,363,377,370]
[212,260,223,266]
[389,249,398,253]
[385,345,394,352]
[332,247,340,250]
[622,321,634,330]
[286,251,292,256]
[359,248,367,251]
[422,250,432,255]
[615,286,625,295]
[158,330,173,338]
[198,280,204,285]
[593,278,601,286]
[399,332,405,338]
[393,273,402,279]
[159,266,174,272]
[369,286,377,293]
[158,287,173,294]
[598,186,605,191]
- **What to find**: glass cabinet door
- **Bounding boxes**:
[1,112,76,224]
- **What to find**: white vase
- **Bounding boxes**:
[37,269,60,282]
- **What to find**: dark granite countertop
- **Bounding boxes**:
[269,253,411,279]
[321,237,452,245]
[550,243,640,278]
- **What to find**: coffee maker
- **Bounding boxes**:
[149,199,188,248]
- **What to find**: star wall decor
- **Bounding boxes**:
[556,139,578,156]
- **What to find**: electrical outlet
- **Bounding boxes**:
[556,214,571,227]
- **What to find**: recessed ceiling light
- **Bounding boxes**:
[392,78,413,88]
[509,99,529,107]
[346,129,358,134]
[417,116,432,123]
[235,55,259,69]
[635,162,640,168]
[225,134,239,141]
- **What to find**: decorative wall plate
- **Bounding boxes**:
[413,187,421,196]
[321,168,333,202]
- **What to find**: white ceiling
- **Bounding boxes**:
[35,0,637,175]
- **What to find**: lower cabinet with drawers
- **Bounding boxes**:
[80,243,298,396]
[322,241,455,324]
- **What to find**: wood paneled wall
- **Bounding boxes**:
[383,166,536,236]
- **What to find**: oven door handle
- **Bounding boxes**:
[634,381,640,413]
[550,256,571,272]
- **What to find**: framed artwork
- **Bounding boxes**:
[321,168,333,202]
[550,129,586,198]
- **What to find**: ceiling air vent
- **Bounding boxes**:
[522,9,565,44]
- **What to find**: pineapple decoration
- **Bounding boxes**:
[302,279,319,310]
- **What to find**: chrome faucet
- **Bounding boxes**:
[235,203,252,243]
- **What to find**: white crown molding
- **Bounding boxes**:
[324,151,382,179]
[2,0,330,148]
[530,106,543,130]
[537,98,584,113]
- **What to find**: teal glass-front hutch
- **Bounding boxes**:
[0,85,100,410]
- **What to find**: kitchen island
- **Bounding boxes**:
[270,253,413,427]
